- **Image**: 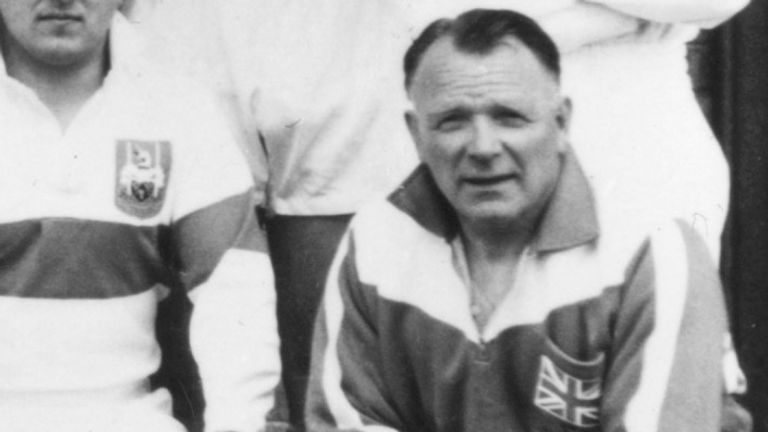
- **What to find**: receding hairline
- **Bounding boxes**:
[406,34,562,101]
[403,9,561,92]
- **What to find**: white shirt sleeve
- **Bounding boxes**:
[585,0,749,28]
[537,3,643,53]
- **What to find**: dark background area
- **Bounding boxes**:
[691,1,768,431]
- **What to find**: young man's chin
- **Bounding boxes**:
[34,40,94,66]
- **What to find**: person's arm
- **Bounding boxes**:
[536,3,643,54]
[585,0,750,28]
[600,221,730,432]
[536,0,749,54]
[306,232,402,432]
[168,91,279,432]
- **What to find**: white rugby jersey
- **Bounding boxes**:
[0,14,278,432]
[308,151,736,432]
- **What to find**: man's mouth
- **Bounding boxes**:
[462,173,519,186]
[37,13,82,22]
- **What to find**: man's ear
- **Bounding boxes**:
[405,110,425,159]
[556,96,572,132]
[555,96,572,152]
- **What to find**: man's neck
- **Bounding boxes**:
[460,219,533,331]
[460,217,533,262]
[4,43,108,131]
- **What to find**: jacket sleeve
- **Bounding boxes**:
[306,231,402,432]
[600,221,730,432]
[585,0,749,28]
[167,90,279,432]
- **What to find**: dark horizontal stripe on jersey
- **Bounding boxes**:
[167,189,266,291]
[0,218,172,299]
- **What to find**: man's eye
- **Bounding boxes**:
[495,112,527,127]
[436,116,466,131]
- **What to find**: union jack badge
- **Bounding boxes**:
[533,355,602,428]
[115,140,171,219]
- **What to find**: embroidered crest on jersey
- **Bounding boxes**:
[115,140,171,218]
[534,355,602,428]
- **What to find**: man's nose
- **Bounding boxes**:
[467,118,502,159]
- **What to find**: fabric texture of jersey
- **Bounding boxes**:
[307,149,732,432]
[125,0,419,216]
[400,0,748,258]
[0,13,279,432]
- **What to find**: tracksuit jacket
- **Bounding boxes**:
[308,151,732,432]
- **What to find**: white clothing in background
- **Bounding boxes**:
[127,0,419,216]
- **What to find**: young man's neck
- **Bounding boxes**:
[3,42,108,131]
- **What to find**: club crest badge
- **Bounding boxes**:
[533,355,602,428]
[115,140,171,218]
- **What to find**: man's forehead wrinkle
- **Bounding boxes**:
[418,61,517,103]
[428,84,521,109]
[413,39,557,95]
[418,67,556,110]
[426,67,525,92]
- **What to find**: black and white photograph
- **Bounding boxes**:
[0,1,765,431]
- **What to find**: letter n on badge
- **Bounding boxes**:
[115,140,171,219]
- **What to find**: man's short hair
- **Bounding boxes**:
[403,9,561,90]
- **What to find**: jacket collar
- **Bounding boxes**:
[388,148,599,253]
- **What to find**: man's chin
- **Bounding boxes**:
[34,43,92,67]
[458,206,523,231]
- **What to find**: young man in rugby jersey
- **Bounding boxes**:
[0,1,278,431]
[307,9,746,432]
